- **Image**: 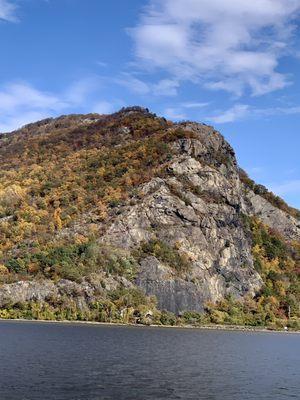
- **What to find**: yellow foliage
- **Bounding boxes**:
[53,208,62,230]
[104,187,123,203]
[96,200,108,221]
[0,184,26,207]
[0,264,8,275]
[97,167,106,177]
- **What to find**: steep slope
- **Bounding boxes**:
[0,107,299,327]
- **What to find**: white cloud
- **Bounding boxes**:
[0,0,17,22]
[0,82,66,112]
[130,0,300,96]
[164,107,187,120]
[205,102,300,124]
[0,79,114,132]
[259,105,300,116]
[64,76,102,104]
[0,82,66,132]
[249,167,264,174]
[269,179,300,196]
[207,104,250,123]
[96,61,108,68]
[115,74,150,95]
[91,101,115,114]
[152,79,179,96]
[116,73,181,96]
[182,102,210,109]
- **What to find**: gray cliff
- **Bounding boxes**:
[0,109,299,314]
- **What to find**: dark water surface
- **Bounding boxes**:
[0,321,299,400]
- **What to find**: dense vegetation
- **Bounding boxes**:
[1,215,298,330]
[0,109,299,330]
[2,241,138,283]
[0,286,160,325]
[0,110,193,282]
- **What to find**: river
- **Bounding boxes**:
[0,321,299,399]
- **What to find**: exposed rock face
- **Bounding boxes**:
[136,256,209,314]
[100,126,263,313]
[0,108,299,315]
[0,280,57,307]
[245,190,300,241]
[0,275,133,310]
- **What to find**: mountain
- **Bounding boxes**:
[0,107,299,328]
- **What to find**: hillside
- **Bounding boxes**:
[0,107,299,329]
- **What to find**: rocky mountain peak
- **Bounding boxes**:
[116,105,151,116]
[0,107,299,325]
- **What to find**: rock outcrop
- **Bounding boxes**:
[0,107,299,315]
[0,274,133,309]
[99,125,263,313]
[245,190,300,241]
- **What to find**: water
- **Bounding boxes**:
[0,321,299,400]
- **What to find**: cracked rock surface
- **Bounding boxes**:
[0,110,299,314]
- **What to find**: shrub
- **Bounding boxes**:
[136,239,191,274]
[182,311,206,325]
[160,310,177,326]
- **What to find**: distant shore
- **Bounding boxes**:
[1,318,299,334]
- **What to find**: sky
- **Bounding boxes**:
[0,0,299,208]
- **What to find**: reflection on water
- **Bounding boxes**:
[0,321,299,400]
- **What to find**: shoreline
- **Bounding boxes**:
[1,318,299,334]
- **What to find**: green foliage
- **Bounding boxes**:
[181,311,208,325]
[0,286,160,325]
[159,310,177,326]
[3,241,138,282]
[135,239,191,274]
[108,287,153,309]
[5,258,27,274]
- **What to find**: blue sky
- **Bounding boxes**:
[0,0,300,208]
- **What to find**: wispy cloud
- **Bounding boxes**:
[96,61,108,68]
[116,73,180,96]
[130,0,300,96]
[0,78,114,132]
[0,82,65,132]
[64,76,102,104]
[269,179,300,196]
[0,0,17,22]
[163,107,187,120]
[207,104,250,123]
[91,101,116,114]
[115,74,150,95]
[258,105,300,116]
[181,102,210,109]
[206,102,300,124]
[0,82,66,112]
[152,79,179,96]
[249,166,264,175]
